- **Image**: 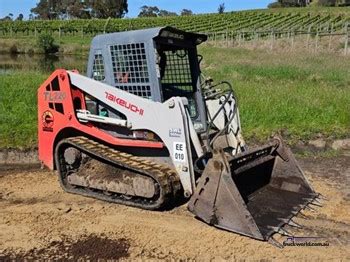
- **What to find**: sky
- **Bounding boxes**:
[0,0,272,19]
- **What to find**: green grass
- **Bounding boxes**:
[0,47,349,148]
[199,46,350,141]
[0,72,47,148]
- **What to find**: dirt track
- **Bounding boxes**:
[1,157,350,261]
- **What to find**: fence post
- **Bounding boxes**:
[315,31,319,53]
[231,30,234,46]
[328,24,333,51]
[226,30,229,47]
[307,25,312,50]
[345,28,349,56]
[270,29,274,50]
[103,17,111,34]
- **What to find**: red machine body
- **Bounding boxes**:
[38,69,163,170]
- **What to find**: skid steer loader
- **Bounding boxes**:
[38,27,320,244]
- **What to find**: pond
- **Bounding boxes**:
[0,53,88,75]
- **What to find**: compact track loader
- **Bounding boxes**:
[38,27,321,244]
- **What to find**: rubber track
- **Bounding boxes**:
[55,136,181,210]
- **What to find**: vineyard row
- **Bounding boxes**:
[1,11,349,36]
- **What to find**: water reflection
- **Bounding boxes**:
[0,53,88,75]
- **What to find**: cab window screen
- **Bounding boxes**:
[160,49,197,117]
[92,53,105,81]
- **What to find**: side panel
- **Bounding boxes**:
[38,70,163,170]
[38,71,64,170]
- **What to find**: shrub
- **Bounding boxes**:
[268,2,283,8]
[27,48,35,56]
[318,0,336,6]
[9,44,18,54]
[37,33,59,54]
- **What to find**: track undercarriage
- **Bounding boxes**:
[55,136,181,210]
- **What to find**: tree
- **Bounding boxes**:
[89,0,128,18]
[16,14,24,21]
[138,6,178,17]
[268,2,283,8]
[30,0,128,19]
[318,0,336,6]
[138,5,159,17]
[30,0,58,19]
[271,0,310,7]
[181,9,193,16]
[218,3,225,14]
[63,0,88,19]
[0,13,13,21]
[158,10,177,17]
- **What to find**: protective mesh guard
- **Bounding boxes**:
[92,53,105,81]
[110,43,152,99]
[161,50,192,87]
[110,43,149,84]
[117,85,152,99]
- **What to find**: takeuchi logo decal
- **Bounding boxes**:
[42,110,54,132]
[105,92,144,116]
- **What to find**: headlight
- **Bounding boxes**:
[193,122,203,131]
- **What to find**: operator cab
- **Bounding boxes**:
[87,27,208,133]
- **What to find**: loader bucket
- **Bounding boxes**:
[188,137,318,240]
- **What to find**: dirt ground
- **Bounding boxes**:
[0,156,349,261]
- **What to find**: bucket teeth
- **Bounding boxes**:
[278,228,293,237]
[298,204,306,210]
[317,193,328,201]
[302,197,315,203]
[288,219,302,229]
[313,199,323,206]
[291,210,299,215]
[310,201,323,207]
[304,205,317,212]
[268,226,279,233]
[278,218,290,224]
[297,211,309,219]
[268,236,284,249]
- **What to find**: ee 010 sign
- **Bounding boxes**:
[173,142,187,163]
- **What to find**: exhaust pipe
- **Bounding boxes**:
[188,137,318,240]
